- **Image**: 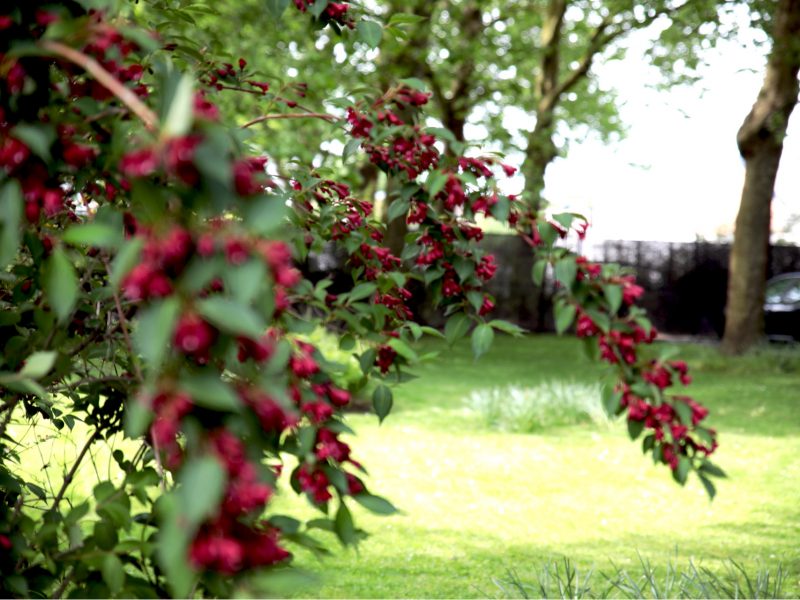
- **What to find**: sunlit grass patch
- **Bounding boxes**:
[466,381,609,432]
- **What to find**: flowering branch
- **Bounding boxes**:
[39,40,158,131]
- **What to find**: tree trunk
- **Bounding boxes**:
[523,111,558,210]
[721,0,800,355]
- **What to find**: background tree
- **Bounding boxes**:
[722,0,800,355]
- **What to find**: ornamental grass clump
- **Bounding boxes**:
[467,381,610,432]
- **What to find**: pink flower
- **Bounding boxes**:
[476,255,497,281]
[479,296,495,316]
[173,313,216,357]
[376,344,397,374]
[120,148,159,178]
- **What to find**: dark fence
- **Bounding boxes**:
[591,240,800,336]
[305,235,800,337]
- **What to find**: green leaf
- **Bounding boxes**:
[627,418,645,440]
[339,334,356,350]
[224,259,267,305]
[581,337,599,361]
[156,495,194,598]
[93,520,118,551]
[531,259,547,286]
[698,460,727,479]
[358,348,377,375]
[552,212,577,230]
[388,13,427,26]
[347,282,377,303]
[125,397,152,438]
[109,237,144,290]
[197,297,265,337]
[20,351,56,379]
[489,320,525,336]
[387,338,417,361]
[343,137,361,159]
[11,123,55,161]
[698,473,717,500]
[161,72,194,138]
[352,493,398,515]
[453,256,475,282]
[179,373,241,412]
[334,501,356,546]
[372,385,393,423]
[554,257,577,288]
[673,400,693,427]
[490,195,511,222]
[62,223,121,249]
[471,323,494,359]
[603,284,623,314]
[269,515,301,535]
[537,220,559,247]
[102,554,125,595]
[0,181,23,268]
[554,301,577,335]
[265,0,291,18]
[178,456,226,528]
[673,456,691,485]
[244,194,289,235]
[357,20,383,49]
[386,198,409,222]
[426,170,447,197]
[296,426,317,457]
[399,77,427,91]
[180,373,242,412]
[309,0,329,18]
[444,313,471,345]
[133,298,181,370]
[44,247,78,324]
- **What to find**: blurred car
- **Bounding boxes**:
[764,273,800,342]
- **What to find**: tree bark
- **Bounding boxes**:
[722,0,800,355]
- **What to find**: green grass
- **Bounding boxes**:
[6,335,799,598]
[272,335,800,598]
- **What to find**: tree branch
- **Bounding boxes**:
[242,112,340,128]
[39,40,158,131]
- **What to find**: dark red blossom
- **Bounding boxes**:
[119,148,158,178]
[476,255,497,281]
[297,464,332,504]
[173,313,217,358]
[375,344,397,374]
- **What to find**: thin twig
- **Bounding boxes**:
[151,437,168,492]
[53,374,133,392]
[39,40,158,131]
[103,260,143,383]
[49,430,100,512]
[51,568,74,599]
[242,112,340,128]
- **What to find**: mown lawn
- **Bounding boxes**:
[273,335,800,598]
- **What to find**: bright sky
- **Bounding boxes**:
[500,19,800,243]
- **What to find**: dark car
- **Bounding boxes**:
[764,273,800,342]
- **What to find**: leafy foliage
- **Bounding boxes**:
[0,1,723,598]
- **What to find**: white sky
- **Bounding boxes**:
[494,20,800,243]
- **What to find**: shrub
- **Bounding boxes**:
[0,1,723,597]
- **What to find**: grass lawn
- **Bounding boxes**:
[273,335,800,598]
